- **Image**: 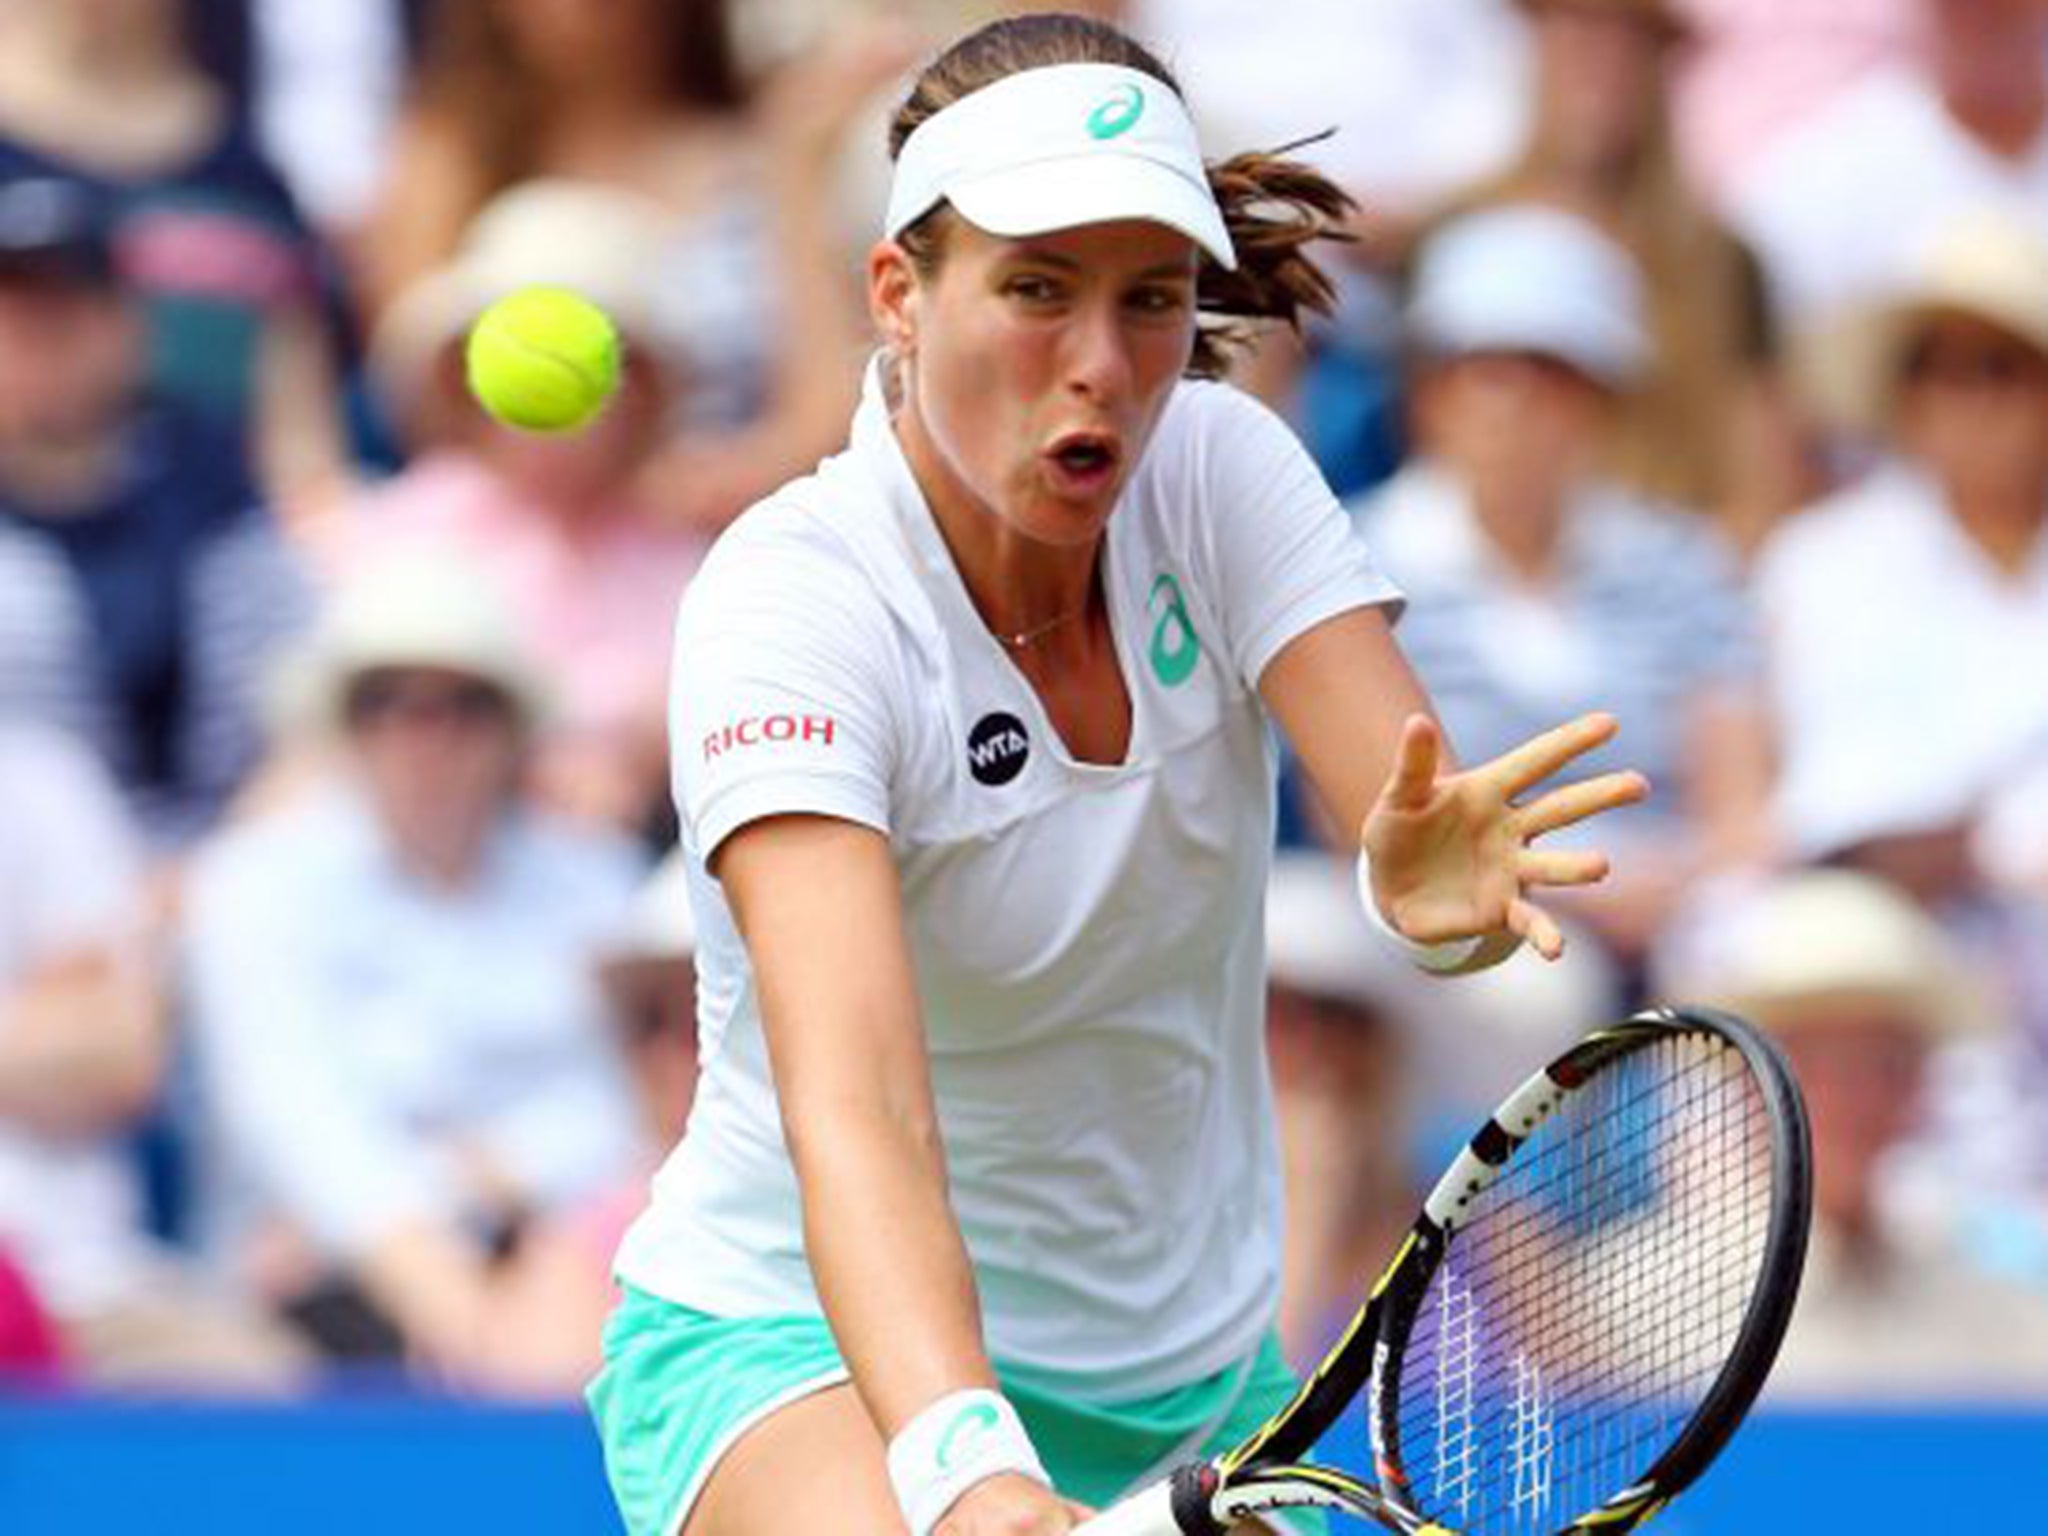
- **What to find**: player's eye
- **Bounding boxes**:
[1002,273,1063,304]
[1127,284,1189,314]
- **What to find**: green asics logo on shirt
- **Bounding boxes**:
[1148,572,1200,687]
[936,1401,1000,1470]
[1087,83,1145,139]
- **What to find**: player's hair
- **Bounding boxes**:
[886,13,1354,379]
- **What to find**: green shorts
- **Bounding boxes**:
[588,1284,1326,1536]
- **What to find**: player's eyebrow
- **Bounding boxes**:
[1004,244,1196,281]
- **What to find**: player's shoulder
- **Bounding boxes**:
[1134,375,1318,525]
[679,465,899,635]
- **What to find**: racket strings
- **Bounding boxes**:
[1390,1032,1774,1533]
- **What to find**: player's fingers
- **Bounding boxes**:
[1508,896,1566,961]
[1486,712,1619,797]
[1518,847,1611,888]
[1516,771,1651,838]
[1381,714,1441,811]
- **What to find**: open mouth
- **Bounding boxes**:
[1046,433,1121,485]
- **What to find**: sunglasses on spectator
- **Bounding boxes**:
[345,672,514,729]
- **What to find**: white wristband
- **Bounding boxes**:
[886,1388,1050,1536]
[1355,849,1488,973]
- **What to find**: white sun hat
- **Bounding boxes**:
[607,847,699,963]
[1408,202,1651,388]
[885,62,1237,269]
[1654,869,1991,1040]
[1801,207,2048,433]
[287,546,553,732]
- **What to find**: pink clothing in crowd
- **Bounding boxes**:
[331,453,712,747]
[0,1246,62,1377]
[1674,0,1913,206]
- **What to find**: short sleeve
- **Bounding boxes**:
[669,515,899,860]
[1180,385,1403,686]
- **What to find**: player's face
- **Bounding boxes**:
[884,217,1199,547]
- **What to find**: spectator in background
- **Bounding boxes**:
[1119,0,1534,491]
[0,0,356,522]
[0,174,309,849]
[464,848,703,1397]
[0,719,310,1392]
[1351,204,1772,974]
[1728,0,2048,346]
[1123,0,1530,233]
[1754,211,2048,1250]
[361,0,910,535]
[1758,210,2048,890]
[183,550,648,1393]
[1657,867,2048,1399]
[1443,0,1809,550]
[331,180,715,834]
[1264,853,1421,1366]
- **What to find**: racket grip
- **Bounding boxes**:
[1075,1477,1181,1535]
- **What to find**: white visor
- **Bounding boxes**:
[885,62,1237,270]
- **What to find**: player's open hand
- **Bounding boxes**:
[937,1472,1092,1535]
[1360,711,1648,961]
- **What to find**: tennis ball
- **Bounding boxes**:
[465,285,621,433]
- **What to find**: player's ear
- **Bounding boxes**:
[867,239,920,357]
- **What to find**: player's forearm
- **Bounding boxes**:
[789,1104,997,1436]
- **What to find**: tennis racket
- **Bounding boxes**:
[1079,1005,1811,1535]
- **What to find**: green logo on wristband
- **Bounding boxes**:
[936,1401,1000,1470]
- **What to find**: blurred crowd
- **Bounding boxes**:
[0,0,2045,1408]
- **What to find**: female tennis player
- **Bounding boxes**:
[590,14,1648,1536]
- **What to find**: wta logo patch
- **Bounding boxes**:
[967,711,1029,786]
[702,713,836,761]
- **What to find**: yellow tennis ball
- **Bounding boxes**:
[464,285,621,433]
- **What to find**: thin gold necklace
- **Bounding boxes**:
[993,604,1089,649]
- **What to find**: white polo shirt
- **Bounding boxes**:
[615,364,1397,1396]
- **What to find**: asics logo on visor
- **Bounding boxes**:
[1086,82,1146,140]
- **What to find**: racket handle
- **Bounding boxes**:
[1075,1477,1181,1535]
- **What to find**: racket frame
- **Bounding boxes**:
[1084,1005,1811,1536]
